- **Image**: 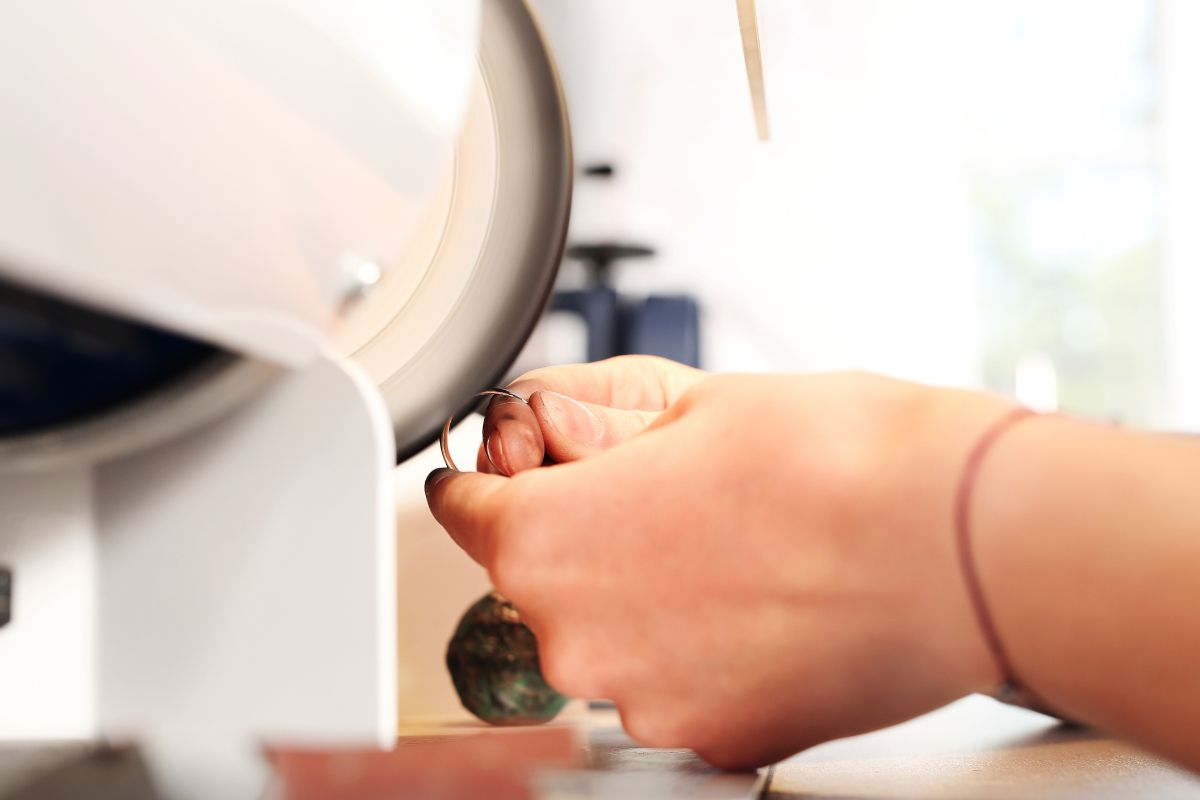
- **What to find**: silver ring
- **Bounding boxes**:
[440,388,526,471]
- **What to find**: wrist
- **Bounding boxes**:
[967,414,1123,720]
[971,416,1200,768]
[895,387,1023,697]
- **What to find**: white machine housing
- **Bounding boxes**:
[0,0,477,368]
[0,1,482,796]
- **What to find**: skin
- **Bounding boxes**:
[425,355,1200,771]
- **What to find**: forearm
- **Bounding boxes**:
[974,415,1200,768]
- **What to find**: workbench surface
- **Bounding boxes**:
[392,695,1199,799]
[761,695,1200,799]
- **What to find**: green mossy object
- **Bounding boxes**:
[446,592,568,725]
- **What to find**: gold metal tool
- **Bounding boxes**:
[736,0,770,141]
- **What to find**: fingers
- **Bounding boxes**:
[424,468,511,566]
[507,355,703,411]
[530,391,660,463]
[478,394,546,475]
[476,357,701,475]
[478,391,662,473]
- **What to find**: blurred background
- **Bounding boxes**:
[510,0,1200,429]
[395,0,1200,717]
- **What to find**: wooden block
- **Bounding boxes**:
[268,726,581,800]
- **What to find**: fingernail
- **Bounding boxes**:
[538,391,603,444]
[485,430,510,475]
[425,468,453,495]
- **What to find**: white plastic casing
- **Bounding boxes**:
[0,0,478,367]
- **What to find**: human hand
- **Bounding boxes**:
[474,355,704,474]
[428,360,1014,768]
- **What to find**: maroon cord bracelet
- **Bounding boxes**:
[954,406,1038,704]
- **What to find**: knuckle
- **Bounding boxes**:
[693,726,784,771]
[506,368,558,399]
[693,744,747,771]
[534,635,571,694]
[536,632,603,699]
[605,353,650,369]
[618,705,689,750]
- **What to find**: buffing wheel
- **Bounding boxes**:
[337,0,571,462]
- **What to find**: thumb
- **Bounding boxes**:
[529,390,660,463]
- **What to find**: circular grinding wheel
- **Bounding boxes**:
[335,0,571,462]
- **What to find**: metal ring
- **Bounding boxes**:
[440,387,526,471]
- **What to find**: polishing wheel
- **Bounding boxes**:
[335,0,571,462]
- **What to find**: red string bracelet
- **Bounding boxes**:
[954,406,1038,704]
